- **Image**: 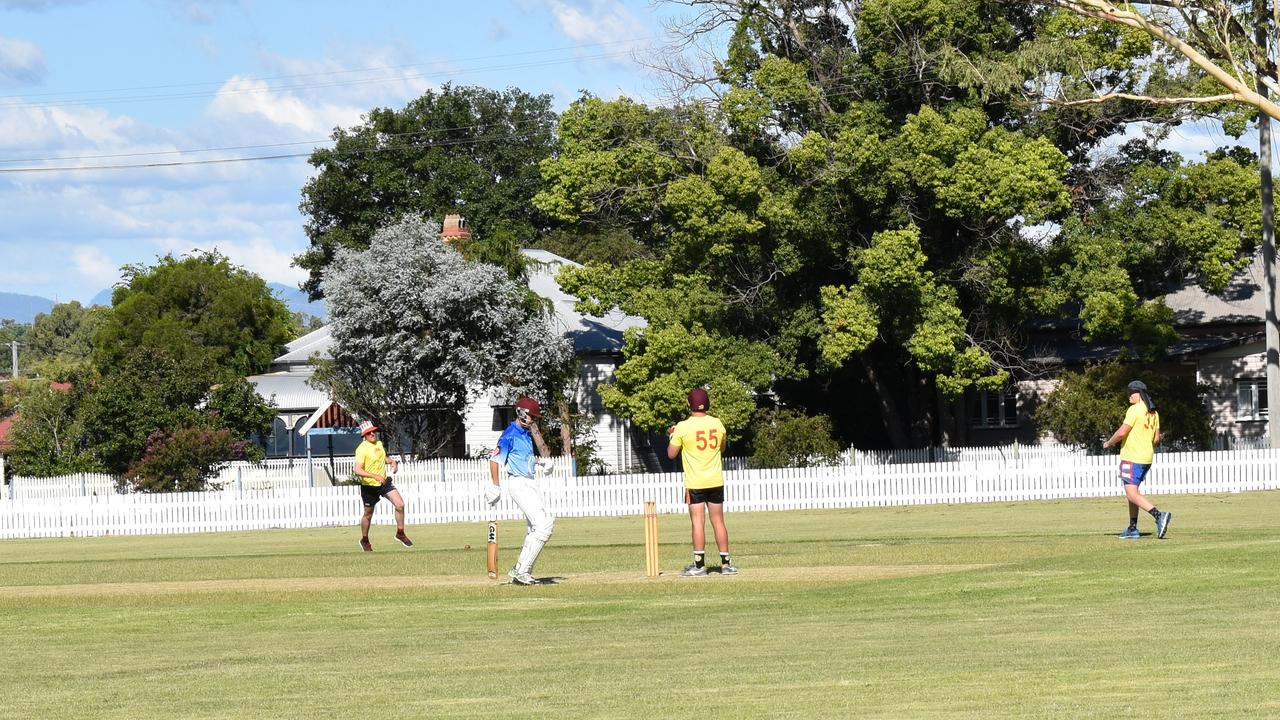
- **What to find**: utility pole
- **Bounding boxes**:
[1259,1,1280,447]
[8,340,16,379]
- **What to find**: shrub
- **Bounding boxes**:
[121,426,252,493]
[749,409,843,468]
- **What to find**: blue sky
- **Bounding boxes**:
[0,0,1258,307]
[0,0,686,304]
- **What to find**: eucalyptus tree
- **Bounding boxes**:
[316,216,573,457]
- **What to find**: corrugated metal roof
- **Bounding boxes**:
[246,371,329,410]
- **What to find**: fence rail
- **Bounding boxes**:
[3,449,1279,539]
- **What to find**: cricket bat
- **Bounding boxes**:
[486,517,498,579]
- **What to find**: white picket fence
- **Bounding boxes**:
[3,449,1279,539]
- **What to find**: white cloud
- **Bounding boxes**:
[0,35,46,85]
[154,235,308,288]
[70,244,120,285]
[545,0,646,49]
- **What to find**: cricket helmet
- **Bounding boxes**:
[514,396,542,421]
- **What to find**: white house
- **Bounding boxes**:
[246,248,653,472]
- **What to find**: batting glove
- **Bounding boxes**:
[537,457,555,473]
[484,484,502,507]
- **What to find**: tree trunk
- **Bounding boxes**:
[859,354,910,448]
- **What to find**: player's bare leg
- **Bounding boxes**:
[1123,484,1154,512]
[359,505,375,551]
[708,502,736,574]
[708,502,729,554]
[387,489,412,546]
[682,502,709,576]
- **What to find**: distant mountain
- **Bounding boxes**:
[0,293,55,323]
[268,283,327,321]
[0,284,325,324]
[90,288,114,307]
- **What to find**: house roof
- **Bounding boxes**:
[1027,332,1262,365]
[245,370,329,410]
[522,248,646,354]
[1164,252,1267,327]
[269,248,646,369]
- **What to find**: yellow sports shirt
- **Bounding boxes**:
[670,414,727,489]
[1120,401,1160,464]
[354,439,388,486]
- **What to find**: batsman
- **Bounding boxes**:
[486,396,556,585]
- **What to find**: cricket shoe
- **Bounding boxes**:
[680,563,708,577]
[359,537,373,552]
[1118,527,1140,540]
[1155,511,1173,539]
[720,562,739,575]
[395,530,413,548]
[511,571,540,586]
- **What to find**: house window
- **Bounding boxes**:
[1236,378,1268,420]
[972,389,1019,428]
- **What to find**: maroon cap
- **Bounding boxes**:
[687,387,709,412]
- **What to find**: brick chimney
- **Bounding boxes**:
[441,214,471,243]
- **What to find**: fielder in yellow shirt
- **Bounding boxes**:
[1102,380,1172,539]
[667,387,737,577]
[353,420,411,552]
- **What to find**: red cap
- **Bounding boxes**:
[688,387,709,412]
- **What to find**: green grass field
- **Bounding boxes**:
[3,491,1279,719]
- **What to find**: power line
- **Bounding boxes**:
[0,37,654,102]
[0,130,551,173]
[1,49,643,110]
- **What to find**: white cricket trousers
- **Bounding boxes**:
[507,474,554,574]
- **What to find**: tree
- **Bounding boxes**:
[538,2,1263,447]
[96,251,294,378]
[1006,0,1280,445]
[316,216,573,457]
[24,301,108,377]
[297,84,558,298]
[1035,360,1213,451]
[6,377,102,476]
[75,346,274,476]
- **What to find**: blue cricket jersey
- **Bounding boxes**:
[493,422,537,479]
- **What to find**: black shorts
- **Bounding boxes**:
[685,486,725,505]
[360,481,396,507]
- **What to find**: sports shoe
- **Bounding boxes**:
[680,563,708,577]
[720,562,739,575]
[1155,511,1172,539]
[511,571,540,586]
[395,530,413,548]
[1118,527,1140,540]
[359,537,372,552]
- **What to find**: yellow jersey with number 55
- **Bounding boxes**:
[670,414,727,489]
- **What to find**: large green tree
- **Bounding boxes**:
[96,251,293,378]
[538,0,1259,447]
[297,84,558,298]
